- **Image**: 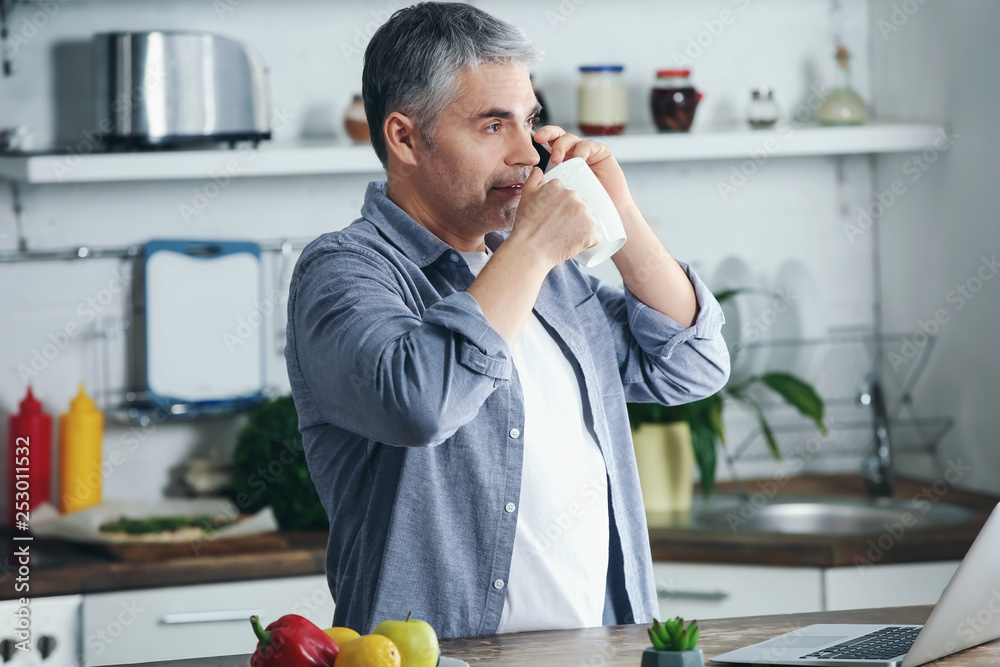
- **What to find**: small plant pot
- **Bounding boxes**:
[641,647,704,667]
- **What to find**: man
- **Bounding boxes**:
[284,2,729,638]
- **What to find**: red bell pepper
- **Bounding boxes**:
[249,614,340,667]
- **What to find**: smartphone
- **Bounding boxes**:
[531,129,551,172]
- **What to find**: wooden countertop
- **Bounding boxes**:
[0,531,330,600]
[3,475,997,600]
[106,605,1000,666]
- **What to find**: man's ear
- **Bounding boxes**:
[384,111,421,167]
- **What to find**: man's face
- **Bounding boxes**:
[411,62,542,236]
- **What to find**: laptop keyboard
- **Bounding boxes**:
[801,626,922,661]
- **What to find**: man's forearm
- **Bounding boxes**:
[467,238,551,346]
[612,203,699,328]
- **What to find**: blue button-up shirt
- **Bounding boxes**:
[284,181,729,638]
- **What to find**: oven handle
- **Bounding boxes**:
[160,609,263,625]
[656,587,730,602]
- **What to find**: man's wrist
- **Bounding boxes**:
[499,231,558,273]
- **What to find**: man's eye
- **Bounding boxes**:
[528,116,541,129]
[486,123,501,133]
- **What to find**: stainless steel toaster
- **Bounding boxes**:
[93,31,272,148]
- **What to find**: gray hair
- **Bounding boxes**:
[362,2,543,169]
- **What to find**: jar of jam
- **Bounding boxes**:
[577,65,627,136]
[650,69,702,132]
[344,94,370,143]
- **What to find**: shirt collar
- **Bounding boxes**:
[361,180,509,267]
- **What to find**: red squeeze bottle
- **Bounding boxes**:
[7,386,53,529]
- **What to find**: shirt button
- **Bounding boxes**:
[449,253,459,262]
[493,579,505,590]
[509,428,520,439]
[505,502,516,513]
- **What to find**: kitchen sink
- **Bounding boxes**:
[680,495,976,535]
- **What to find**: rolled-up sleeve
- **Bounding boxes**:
[288,243,511,447]
[589,260,730,405]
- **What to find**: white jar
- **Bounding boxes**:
[577,65,627,136]
[747,86,780,129]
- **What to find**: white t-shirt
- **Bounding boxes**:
[459,248,610,634]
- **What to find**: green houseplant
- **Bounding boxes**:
[628,371,826,498]
[627,290,827,498]
[642,617,704,667]
[231,395,328,530]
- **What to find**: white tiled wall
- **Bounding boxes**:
[0,0,937,502]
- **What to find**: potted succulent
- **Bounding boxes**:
[642,617,703,667]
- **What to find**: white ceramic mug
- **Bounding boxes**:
[541,157,627,267]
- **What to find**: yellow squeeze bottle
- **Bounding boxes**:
[58,384,104,513]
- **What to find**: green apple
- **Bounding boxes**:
[373,612,440,667]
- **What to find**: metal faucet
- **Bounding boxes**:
[858,372,895,496]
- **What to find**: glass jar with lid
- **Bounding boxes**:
[577,65,627,136]
[650,69,702,132]
[747,86,780,128]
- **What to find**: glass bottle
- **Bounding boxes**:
[818,46,867,126]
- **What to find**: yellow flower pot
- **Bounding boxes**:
[631,422,695,514]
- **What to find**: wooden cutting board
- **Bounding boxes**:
[102,533,289,562]
[142,240,265,405]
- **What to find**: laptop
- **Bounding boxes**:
[711,501,1000,667]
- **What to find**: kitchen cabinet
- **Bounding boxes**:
[81,575,333,667]
[652,562,823,620]
[652,560,960,621]
[824,560,961,611]
[0,594,82,667]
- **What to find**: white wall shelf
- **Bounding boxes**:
[0,122,945,185]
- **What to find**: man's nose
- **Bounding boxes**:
[507,125,541,168]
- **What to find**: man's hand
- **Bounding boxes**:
[507,166,602,269]
[533,125,635,214]
[533,125,700,329]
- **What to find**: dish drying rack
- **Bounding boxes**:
[718,326,953,480]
